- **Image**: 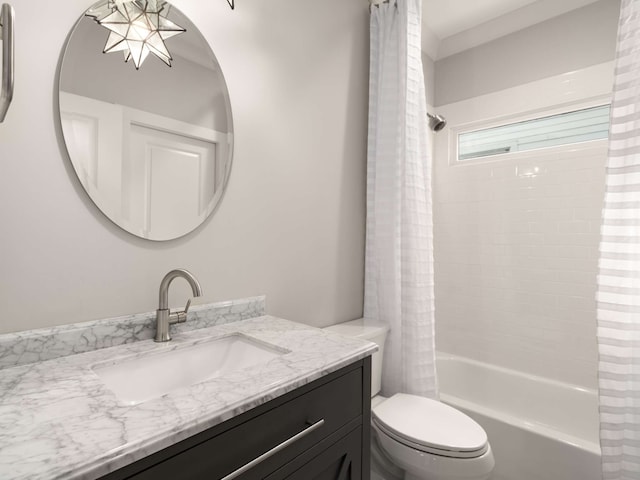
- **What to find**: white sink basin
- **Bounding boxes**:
[93,334,287,405]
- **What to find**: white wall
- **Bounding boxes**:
[434,0,620,106]
[0,0,369,334]
[430,0,620,389]
[60,14,229,131]
[433,63,613,388]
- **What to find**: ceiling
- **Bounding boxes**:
[422,0,601,60]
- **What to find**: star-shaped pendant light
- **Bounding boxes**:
[86,0,186,70]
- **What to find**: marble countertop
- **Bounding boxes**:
[0,315,376,480]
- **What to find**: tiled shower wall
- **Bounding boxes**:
[433,63,613,389]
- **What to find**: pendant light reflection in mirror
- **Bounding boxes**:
[85,0,186,70]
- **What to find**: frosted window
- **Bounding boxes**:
[458,104,611,161]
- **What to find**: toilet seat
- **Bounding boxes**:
[372,393,488,459]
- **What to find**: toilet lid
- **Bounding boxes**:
[372,393,488,456]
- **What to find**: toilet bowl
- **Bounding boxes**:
[324,319,494,480]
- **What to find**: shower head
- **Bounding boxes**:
[427,112,447,132]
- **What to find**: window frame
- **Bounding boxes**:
[448,96,612,166]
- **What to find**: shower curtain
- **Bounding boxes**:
[364,0,437,399]
[597,0,640,478]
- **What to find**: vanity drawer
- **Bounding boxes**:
[265,426,363,480]
[113,361,367,480]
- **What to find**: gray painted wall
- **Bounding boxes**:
[0,0,369,334]
[60,13,228,131]
[434,0,620,106]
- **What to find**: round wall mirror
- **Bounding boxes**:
[58,0,234,241]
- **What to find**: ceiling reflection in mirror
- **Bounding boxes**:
[59,0,233,241]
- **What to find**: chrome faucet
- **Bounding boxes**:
[155,269,203,342]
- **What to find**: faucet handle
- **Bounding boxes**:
[184,298,192,315]
[171,298,194,325]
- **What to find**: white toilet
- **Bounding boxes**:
[324,319,494,480]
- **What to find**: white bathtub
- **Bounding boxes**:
[436,353,601,480]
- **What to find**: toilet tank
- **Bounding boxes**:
[323,319,388,397]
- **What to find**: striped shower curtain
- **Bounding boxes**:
[364,0,437,399]
[597,0,640,478]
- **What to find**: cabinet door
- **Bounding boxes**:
[265,427,363,480]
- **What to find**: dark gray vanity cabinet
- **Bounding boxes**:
[101,357,371,480]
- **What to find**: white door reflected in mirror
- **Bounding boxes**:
[129,125,217,239]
